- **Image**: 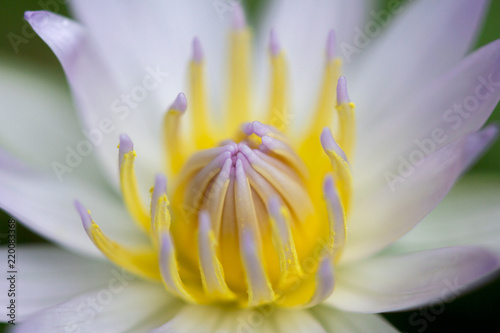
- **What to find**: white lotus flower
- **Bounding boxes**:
[1,0,500,332]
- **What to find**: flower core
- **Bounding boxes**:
[76,6,355,308]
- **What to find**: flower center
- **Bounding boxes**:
[75,5,356,309]
[169,121,317,306]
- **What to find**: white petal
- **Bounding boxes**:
[343,127,498,262]
[0,58,88,173]
[25,10,161,189]
[254,0,370,122]
[356,38,500,187]
[70,0,229,118]
[154,306,326,333]
[352,0,488,131]
[390,176,500,255]
[0,246,116,321]
[0,149,149,257]
[13,281,176,333]
[310,305,398,332]
[329,246,499,313]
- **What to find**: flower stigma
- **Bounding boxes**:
[75,5,356,309]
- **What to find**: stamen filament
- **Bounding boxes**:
[75,201,160,280]
[190,37,214,149]
[227,6,251,133]
[266,29,289,132]
[234,158,275,306]
[268,197,303,286]
[119,134,150,232]
[197,211,235,299]
[163,93,189,174]
[159,231,196,302]
[323,175,347,259]
[335,76,356,160]
[321,127,352,214]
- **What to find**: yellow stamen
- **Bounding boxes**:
[335,101,356,161]
[321,128,352,214]
[266,37,289,132]
[227,27,251,133]
[190,38,214,149]
[84,213,160,280]
[120,149,150,232]
[197,212,235,299]
[163,94,188,175]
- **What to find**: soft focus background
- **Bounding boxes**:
[0,0,499,332]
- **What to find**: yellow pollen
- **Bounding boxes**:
[77,14,356,309]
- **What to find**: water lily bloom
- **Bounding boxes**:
[2,0,500,331]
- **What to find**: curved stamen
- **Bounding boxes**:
[323,175,346,258]
[197,211,235,299]
[75,200,160,280]
[234,158,275,306]
[268,196,303,285]
[163,92,188,174]
[159,231,195,302]
[119,134,150,232]
[321,127,352,214]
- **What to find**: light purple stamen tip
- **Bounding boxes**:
[74,200,92,231]
[337,76,350,104]
[326,30,336,60]
[320,127,348,162]
[242,122,254,136]
[269,29,280,56]
[232,3,246,30]
[192,37,203,63]
[119,134,134,153]
[170,92,188,112]
[155,174,167,196]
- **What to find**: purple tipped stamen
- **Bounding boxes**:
[170,92,188,112]
[326,30,336,60]
[320,127,348,162]
[232,3,246,30]
[336,76,350,104]
[119,134,134,167]
[269,29,280,56]
[192,37,204,63]
[74,200,93,236]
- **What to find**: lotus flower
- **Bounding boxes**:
[1,0,500,332]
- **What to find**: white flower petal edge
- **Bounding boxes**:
[352,0,489,130]
[328,246,499,313]
[357,38,500,187]
[24,10,162,190]
[0,149,149,257]
[391,175,500,255]
[0,245,114,321]
[12,280,177,333]
[254,0,370,124]
[342,126,498,262]
[0,58,86,172]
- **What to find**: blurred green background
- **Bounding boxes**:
[0,0,499,332]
